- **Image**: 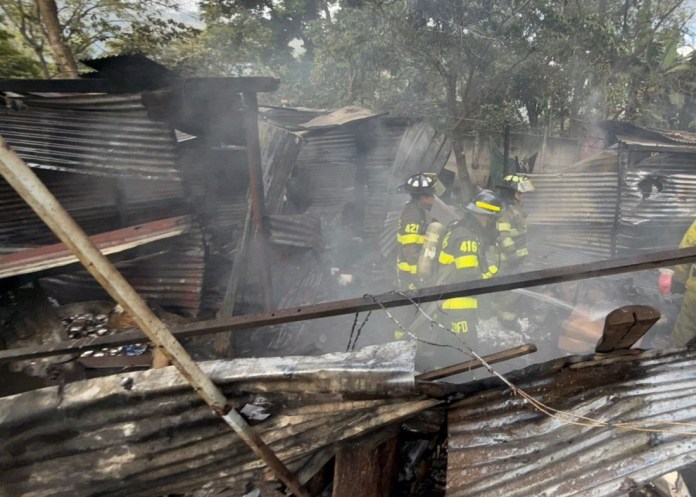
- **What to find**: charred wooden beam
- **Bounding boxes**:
[332,433,399,497]
[595,305,661,354]
[2,246,696,363]
[242,91,273,310]
[416,344,537,381]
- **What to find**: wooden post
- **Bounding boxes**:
[242,91,273,310]
[0,136,309,497]
[332,431,400,497]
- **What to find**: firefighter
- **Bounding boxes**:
[433,189,502,352]
[395,173,438,290]
[672,219,696,346]
[496,173,534,269]
[495,173,534,329]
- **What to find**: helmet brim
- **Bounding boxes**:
[466,202,500,216]
[396,183,436,195]
[497,178,535,193]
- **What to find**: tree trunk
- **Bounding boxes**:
[451,133,474,201]
[35,0,78,78]
[447,71,475,201]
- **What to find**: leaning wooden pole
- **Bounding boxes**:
[0,137,310,497]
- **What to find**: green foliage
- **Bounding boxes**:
[0,0,200,75]
[1,0,693,133]
[0,29,41,78]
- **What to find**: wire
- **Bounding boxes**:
[345,312,360,353]
[348,310,372,352]
[369,292,696,435]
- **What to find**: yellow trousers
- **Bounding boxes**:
[672,290,696,346]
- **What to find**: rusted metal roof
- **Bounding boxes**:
[447,347,696,497]
[40,229,205,316]
[364,119,414,241]
[0,216,191,279]
[299,106,384,129]
[0,342,437,497]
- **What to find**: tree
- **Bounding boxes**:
[0,0,199,77]
[36,0,78,77]
[0,29,42,77]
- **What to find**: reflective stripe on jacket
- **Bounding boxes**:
[497,201,528,266]
[675,219,696,292]
[397,201,429,275]
[438,215,498,309]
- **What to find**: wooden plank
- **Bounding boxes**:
[2,247,696,363]
[332,435,399,497]
[416,344,537,381]
[595,305,661,353]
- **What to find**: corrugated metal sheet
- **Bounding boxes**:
[0,342,435,497]
[447,347,696,497]
[40,229,205,316]
[268,214,323,249]
[525,171,618,260]
[617,152,696,254]
[525,141,696,263]
[0,169,186,250]
[259,121,303,215]
[389,122,451,199]
[297,128,358,219]
[0,96,179,179]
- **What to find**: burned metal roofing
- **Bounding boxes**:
[0,169,186,250]
[0,95,179,179]
[0,342,437,497]
[39,229,205,316]
[446,347,696,497]
[0,216,191,279]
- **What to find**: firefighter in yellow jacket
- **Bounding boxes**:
[496,174,534,269]
[395,173,438,290]
[495,173,534,329]
[435,189,502,351]
[672,219,696,346]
